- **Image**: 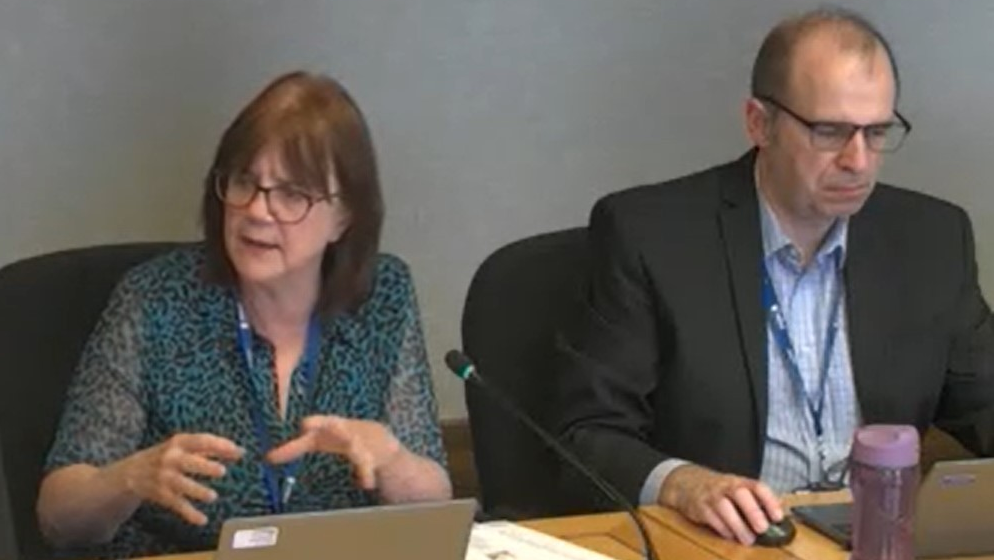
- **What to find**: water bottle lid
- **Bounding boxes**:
[851,424,919,469]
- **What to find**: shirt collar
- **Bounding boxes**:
[755,167,849,268]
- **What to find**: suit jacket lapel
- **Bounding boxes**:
[845,193,897,424]
[716,151,768,465]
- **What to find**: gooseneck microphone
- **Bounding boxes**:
[445,350,659,560]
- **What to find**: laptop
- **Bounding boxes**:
[792,458,994,558]
[215,499,477,560]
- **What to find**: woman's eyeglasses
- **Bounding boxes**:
[214,171,338,224]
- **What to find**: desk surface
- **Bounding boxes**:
[526,491,994,560]
[139,493,993,560]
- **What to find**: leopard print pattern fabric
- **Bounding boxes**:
[45,245,446,558]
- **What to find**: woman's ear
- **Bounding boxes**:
[327,203,353,245]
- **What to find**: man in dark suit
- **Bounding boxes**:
[555,7,994,546]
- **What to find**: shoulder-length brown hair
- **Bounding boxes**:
[201,71,384,317]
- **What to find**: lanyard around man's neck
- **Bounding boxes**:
[760,250,844,439]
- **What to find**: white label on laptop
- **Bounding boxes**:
[232,527,279,549]
[940,473,976,487]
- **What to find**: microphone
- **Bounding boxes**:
[446,350,659,560]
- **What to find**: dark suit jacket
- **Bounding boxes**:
[555,151,994,505]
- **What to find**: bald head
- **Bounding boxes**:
[751,7,900,104]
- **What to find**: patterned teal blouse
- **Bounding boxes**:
[45,245,446,559]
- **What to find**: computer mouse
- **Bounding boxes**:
[754,517,797,547]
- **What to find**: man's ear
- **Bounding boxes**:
[744,97,774,148]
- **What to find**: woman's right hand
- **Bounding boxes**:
[115,433,244,526]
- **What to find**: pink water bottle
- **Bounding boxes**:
[850,425,920,560]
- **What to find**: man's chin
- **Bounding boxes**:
[821,200,868,220]
[822,186,874,216]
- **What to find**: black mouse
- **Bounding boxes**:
[754,517,797,547]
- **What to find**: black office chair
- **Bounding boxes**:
[1,439,17,560]
[0,242,180,560]
[461,228,589,519]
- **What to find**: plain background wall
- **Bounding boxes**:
[1,0,992,418]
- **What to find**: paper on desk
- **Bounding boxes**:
[466,521,617,560]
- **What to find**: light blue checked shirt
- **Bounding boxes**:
[640,187,862,503]
[754,192,861,493]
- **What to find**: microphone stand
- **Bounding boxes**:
[449,352,659,560]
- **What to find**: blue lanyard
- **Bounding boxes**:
[236,301,322,514]
[761,252,843,438]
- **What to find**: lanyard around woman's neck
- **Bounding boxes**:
[235,299,322,514]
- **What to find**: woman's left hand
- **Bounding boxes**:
[267,415,403,490]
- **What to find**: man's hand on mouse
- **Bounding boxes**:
[659,464,784,545]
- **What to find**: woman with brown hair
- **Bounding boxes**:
[36,71,451,558]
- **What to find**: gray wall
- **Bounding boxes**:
[2,0,992,418]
